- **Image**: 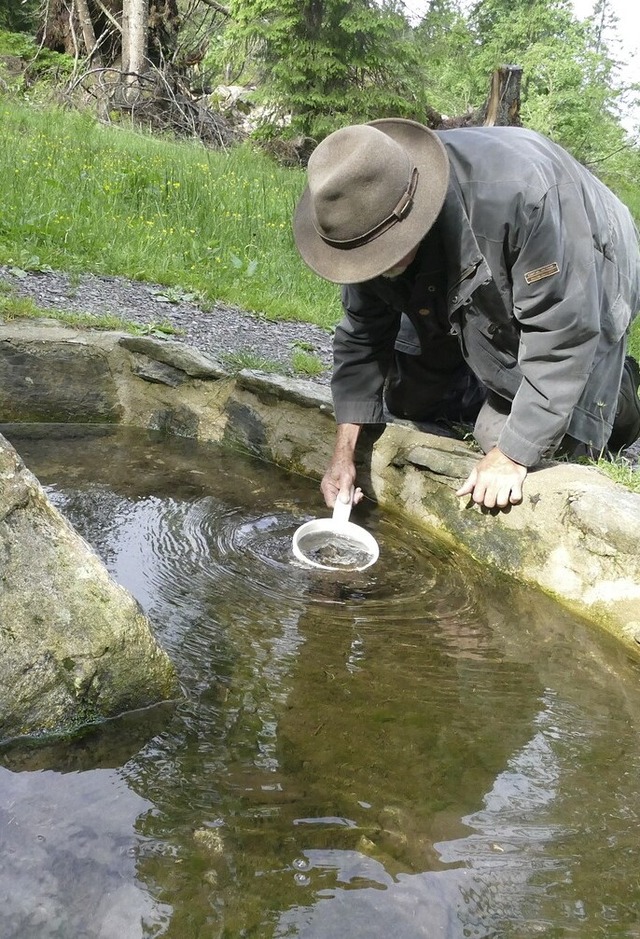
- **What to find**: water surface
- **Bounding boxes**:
[1,425,640,939]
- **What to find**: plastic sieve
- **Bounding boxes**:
[292,494,379,572]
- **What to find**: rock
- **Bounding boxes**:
[0,433,178,741]
[118,336,227,379]
[0,328,123,423]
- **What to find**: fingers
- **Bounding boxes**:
[320,474,340,508]
[460,476,523,509]
[321,461,357,509]
[456,451,527,509]
[455,471,477,498]
[507,475,524,505]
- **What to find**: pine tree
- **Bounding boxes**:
[224,0,427,138]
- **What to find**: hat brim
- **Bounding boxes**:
[293,119,450,285]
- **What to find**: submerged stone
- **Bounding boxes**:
[0,433,178,741]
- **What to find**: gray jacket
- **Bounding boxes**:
[332,126,640,465]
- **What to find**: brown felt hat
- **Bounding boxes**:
[293,118,450,284]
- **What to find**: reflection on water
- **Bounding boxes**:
[1,425,640,939]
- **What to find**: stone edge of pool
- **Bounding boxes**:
[1,322,639,658]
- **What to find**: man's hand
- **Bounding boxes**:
[456,446,527,509]
[321,423,364,509]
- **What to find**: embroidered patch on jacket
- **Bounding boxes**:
[524,262,560,284]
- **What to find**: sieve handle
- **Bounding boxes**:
[332,489,353,525]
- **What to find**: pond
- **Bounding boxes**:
[1,424,640,939]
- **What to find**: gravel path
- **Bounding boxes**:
[0,265,334,383]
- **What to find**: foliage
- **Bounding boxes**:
[465,0,625,161]
[409,0,640,222]
[409,0,633,165]
[0,0,38,32]
[0,29,75,83]
[223,0,427,138]
[411,0,482,118]
[0,29,36,57]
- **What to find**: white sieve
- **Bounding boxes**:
[292,494,379,572]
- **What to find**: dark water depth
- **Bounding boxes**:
[2,425,640,939]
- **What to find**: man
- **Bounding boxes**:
[293,119,640,510]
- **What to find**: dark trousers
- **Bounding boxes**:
[384,351,486,426]
[384,352,603,460]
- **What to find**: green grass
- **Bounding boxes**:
[291,348,326,376]
[0,289,180,337]
[221,350,282,373]
[587,456,640,494]
[0,98,341,328]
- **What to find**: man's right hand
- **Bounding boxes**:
[320,423,363,509]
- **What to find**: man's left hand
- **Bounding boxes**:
[456,447,527,509]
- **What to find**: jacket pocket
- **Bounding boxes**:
[599,254,632,343]
[460,320,522,398]
[394,312,422,355]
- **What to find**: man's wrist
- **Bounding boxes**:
[334,422,362,456]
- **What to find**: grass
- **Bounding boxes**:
[585,456,640,494]
[221,350,282,373]
[0,289,181,337]
[291,348,326,376]
[0,98,341,329]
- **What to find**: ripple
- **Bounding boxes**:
[138,495,478,625]
[48,481,480,639]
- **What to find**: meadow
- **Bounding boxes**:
[0,100,341,328]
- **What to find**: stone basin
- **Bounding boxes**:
[1,321,639,662]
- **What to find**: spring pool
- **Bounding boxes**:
[1,424,639,938]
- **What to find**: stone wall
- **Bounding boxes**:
[1,322,639,653]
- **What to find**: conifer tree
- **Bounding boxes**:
[224,0,426,138]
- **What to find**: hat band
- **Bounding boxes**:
[315,167,419,250]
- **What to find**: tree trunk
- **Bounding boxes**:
[481,65,523,127]
[429,65,523,130]
[121,0,148,76]
[38,0,77,55]
[76,0,103,65]
[39,0,120,58]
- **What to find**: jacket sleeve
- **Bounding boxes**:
[331,282,401,424]
[497,182,601,465]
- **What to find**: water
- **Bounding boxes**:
[294,530,376,570]
[1,424,640,939]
